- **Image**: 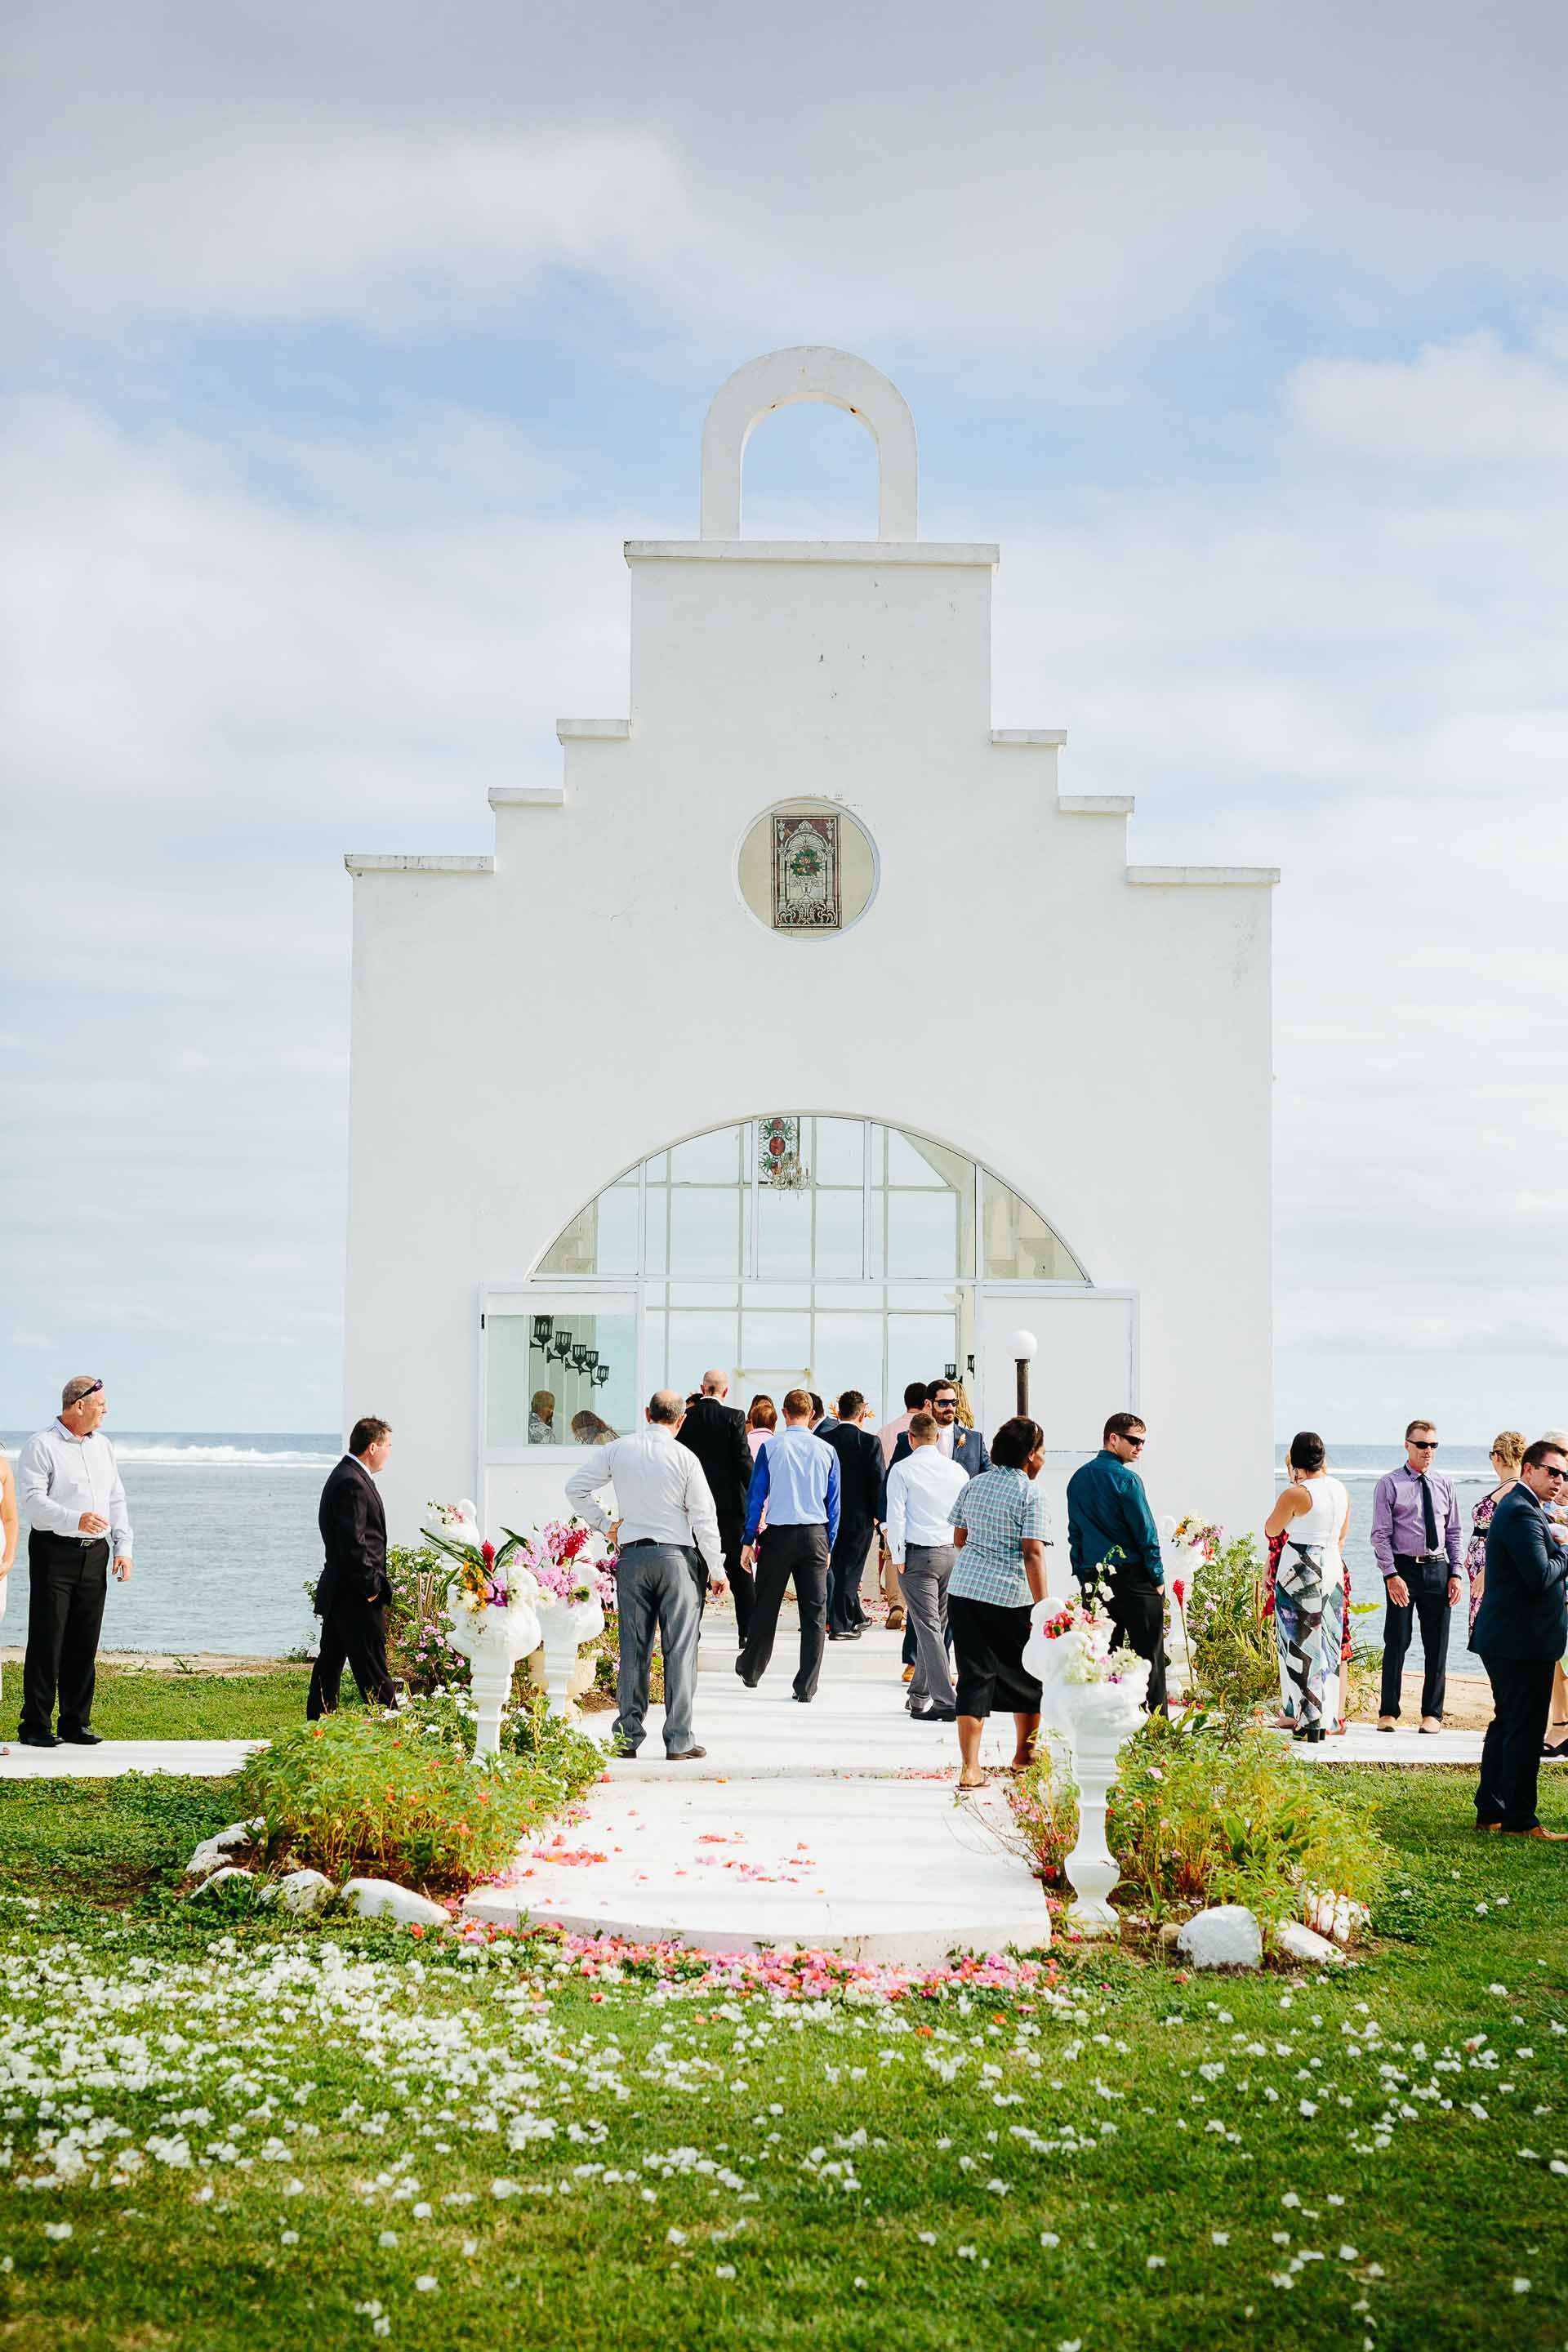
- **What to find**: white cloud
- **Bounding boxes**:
[7,1,1568,355]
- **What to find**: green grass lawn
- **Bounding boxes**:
[20,1662,314,1742]
[0,1766,1563,2349]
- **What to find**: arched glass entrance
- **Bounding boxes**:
[484,1117,1087,1454]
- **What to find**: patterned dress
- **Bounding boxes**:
[1270,1477,1349,1731]
[1463,1489,1503,1638]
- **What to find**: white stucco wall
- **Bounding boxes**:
[342,352,1276,1562]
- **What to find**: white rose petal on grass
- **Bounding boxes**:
[1339,2246,1359,2261]
[1212,2231,1230,2246]
[1040,2232,1060,2248]
[958,2245,978,2260]
[666,2228,687,2246]
[917,2231,938,2245]
[1147,2253,1166,2270]
[42,2224,73,2243]
[715,2265,737,2279]
[281,2230,299,2246]
[414,2278,437,2294]
[1513,2279,1531,2295]
[377,2231,399,2248]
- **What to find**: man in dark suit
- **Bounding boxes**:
[307,1415,398,1718]
[817,1391,886,1637]
[1472,1438,1568,1838]
[676,1371,754,1639]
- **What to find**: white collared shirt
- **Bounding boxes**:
[18,1420,133,1557]
[884,1445,970,1558]
[564,1424,723,1579]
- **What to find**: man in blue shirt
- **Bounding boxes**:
[1067,1411,1167,1713]
[737,1387,841,1703]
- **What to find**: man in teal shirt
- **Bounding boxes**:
[1067,1412,1166,1713]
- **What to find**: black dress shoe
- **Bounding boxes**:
[57,1730,104,1747]
[18,1731,59,1749]
[918,1705,957,1723]
[791,1693,812,1704]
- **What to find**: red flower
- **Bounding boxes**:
[1172,1578,1187,1606]
[481,1539,496,1566]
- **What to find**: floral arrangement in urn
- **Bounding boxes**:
[502,1517,618,1612]
[1030,1597,1143,1686]
[422,1500,541,1618]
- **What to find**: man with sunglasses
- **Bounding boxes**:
[1371,1420,1464,1731]
[1472,1438,1568,1839]
[16,1377,132,1748]
[1067,1412,1167,1713]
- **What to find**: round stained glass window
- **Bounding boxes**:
[736,799,877,938]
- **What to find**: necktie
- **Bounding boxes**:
[1419,1472,1438,1552]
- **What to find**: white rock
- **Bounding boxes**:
[185,1820,263,1880]
[341,1878,450,1927]
[189,1865,256,1899]
[1274,1919,1346,1967]
[1175,1904,1263,1970]
[259,1869,336,1917]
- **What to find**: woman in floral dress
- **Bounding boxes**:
[1265,1434,1350,1740]
[1463,1431,1524,1638]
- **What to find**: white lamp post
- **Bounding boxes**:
[1009,1328,1038,1418]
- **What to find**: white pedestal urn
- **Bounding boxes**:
[1025,1601,1151,1940]
[446,1586,543,1758]
[536,1594,605,1720]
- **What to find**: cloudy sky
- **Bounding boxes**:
[2,0,1566,1441]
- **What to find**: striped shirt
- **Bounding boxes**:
[948,1466,1049,1608]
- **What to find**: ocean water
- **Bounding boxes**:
[0,1432,336,1659]
[0,1430,1499,1670]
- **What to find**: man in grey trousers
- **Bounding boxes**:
[565,1391,726,1759]
[882,1409,971,1722]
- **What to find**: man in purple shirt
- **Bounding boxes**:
[1370,1419,1464,1731]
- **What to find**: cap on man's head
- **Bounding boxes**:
[61,1375,103,1411]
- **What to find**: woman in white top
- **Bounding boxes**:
[1265,1431,1350,1744]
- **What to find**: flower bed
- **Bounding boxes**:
[237,1708,603,1895]
[1011,1709,1388,1929]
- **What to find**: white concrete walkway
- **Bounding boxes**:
[466,1625,1051,1962]
[0,1739,262,1780]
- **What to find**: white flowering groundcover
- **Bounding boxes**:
[0,1769,1564,2349]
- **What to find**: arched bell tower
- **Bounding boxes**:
[699,345,920,541]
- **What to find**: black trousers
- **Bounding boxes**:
[718,1520,754,1642]
[737,1523,830,1699]
[1379,1556,1453,1720]
[828,1518,875,1632]
[1476,1654,1555,1833]
[1108,1579,1168,1714]
[306,1594,396,1717]
[20,1532,109,1737]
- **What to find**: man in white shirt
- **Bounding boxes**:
[884,1410,969,1722]
[566,1390,725,1759]
[16,1376,133,1748]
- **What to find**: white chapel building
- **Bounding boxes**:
[344,347,1277,1566]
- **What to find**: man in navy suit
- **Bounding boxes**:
[817,1392,886,1637]
[307,1416,398,1717]
[1472,1437,1568,1839]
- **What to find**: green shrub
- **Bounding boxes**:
[1184,1532,1279,1711]
[1009,1710,1388,1925]
[237,1712,582,1894]
[402,1680,604,1800]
